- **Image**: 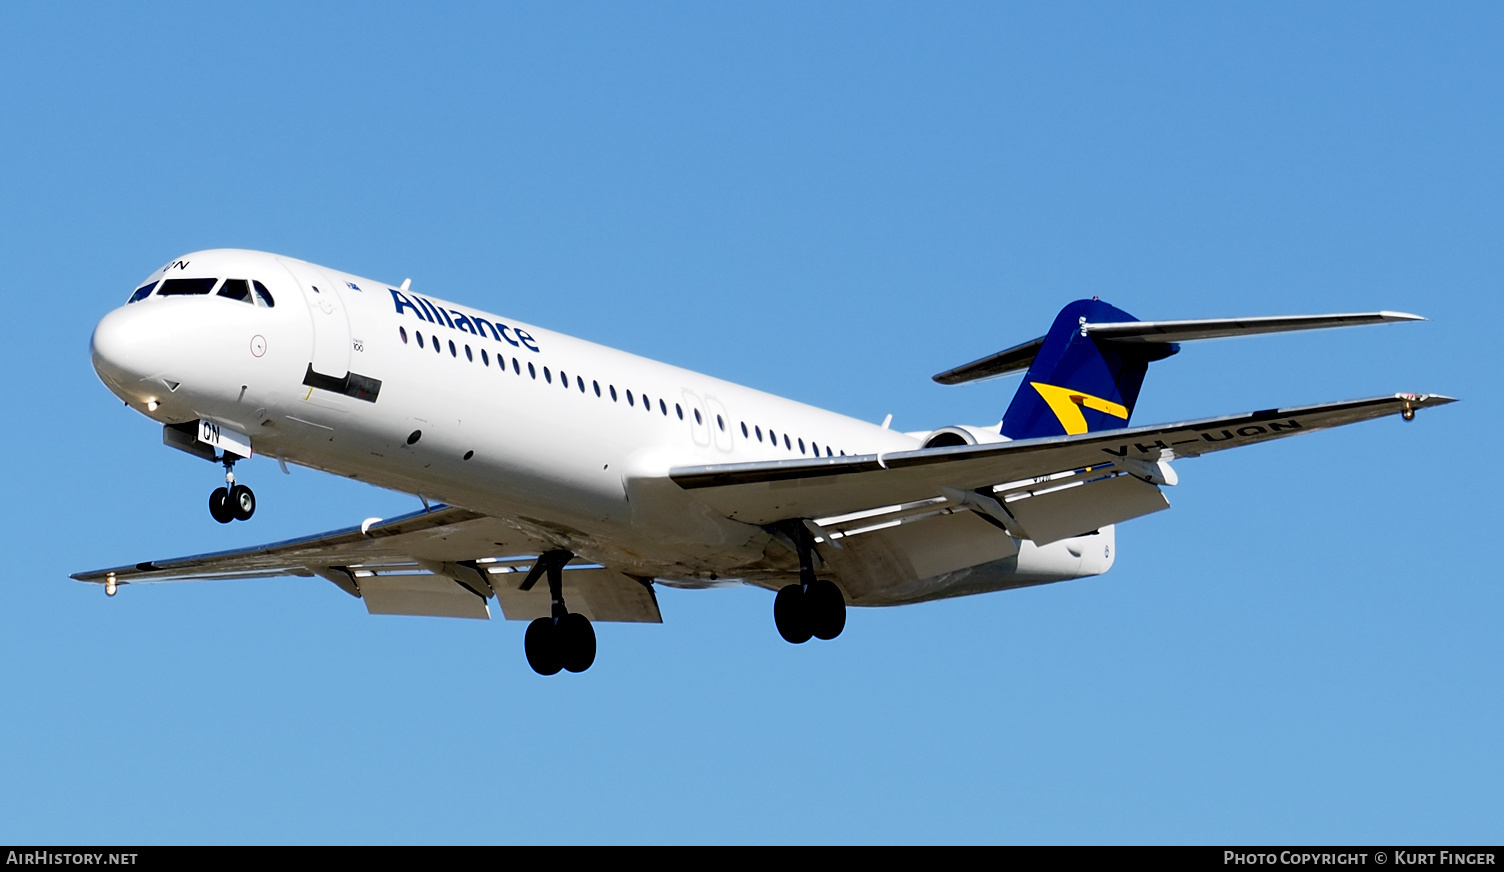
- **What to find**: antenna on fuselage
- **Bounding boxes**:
[400,278,412,291]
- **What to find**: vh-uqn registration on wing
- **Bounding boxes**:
[76,250,1454,674]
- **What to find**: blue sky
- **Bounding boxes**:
[1,3,1499,843]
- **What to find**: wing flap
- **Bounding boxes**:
[1004,472,1169,544]
[671,393,1454,526]
[492,567,662,623]
[359,574,491,619]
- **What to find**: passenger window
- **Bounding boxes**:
[481,349,489,366]
[433,338,442,354]
[578,376,586,393]
[127,282,156,304]
[400,327,408,344]
[609,386,617,401]
[799,439,806,454]
[676,404,683,420]
[593,380,601,397]
[449,340,457,357]
[659,399,667,415]
[755,426,762,442]
[694,409,702,425]
[252,281,276,307]
[513,358,520,374]
[416,331,425,349]
[716,415,724,431]
[544,366,552,383]
[158,278,219,296]
[529,362,537,379]
[784,434,791,450]
[741,422,749,438]
[626,390,634,407]
[218,279,252,303]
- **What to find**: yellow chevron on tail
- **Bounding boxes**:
[1029,382,1130,435]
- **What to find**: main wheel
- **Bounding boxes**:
[807,579,847,640]
[557,613,597,673]
[230,484,256,521]
[208,487,234,524]
[774,584,812,644]
[524,617,562,675]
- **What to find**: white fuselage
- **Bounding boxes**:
[91,249,1110,603]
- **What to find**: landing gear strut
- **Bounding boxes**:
[519,550,597,675]
[773,523,846,644]
[208,454,255,524]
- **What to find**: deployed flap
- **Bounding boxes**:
[670,393,1454,526]
[493,567,662,623]
[360,574,490,619]
[1004,473,1168,545]
[824,510,1020,602]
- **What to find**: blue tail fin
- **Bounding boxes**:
[1000,299,1177,440]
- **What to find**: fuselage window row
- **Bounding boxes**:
[395,325,844,455]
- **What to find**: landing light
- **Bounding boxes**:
[146,399,159,412]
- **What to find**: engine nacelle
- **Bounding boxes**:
[911,424,1010,449]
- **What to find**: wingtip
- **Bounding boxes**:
[1396,392,1458,406]
[1378,310,1427,322]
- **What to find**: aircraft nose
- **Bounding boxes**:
[90,305,176,395]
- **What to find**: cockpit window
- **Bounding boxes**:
[127,282,157,304]
[252,281,275,307]
[157,278,220,296]
[218,279,252,303]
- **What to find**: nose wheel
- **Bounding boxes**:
[208,456,255,524]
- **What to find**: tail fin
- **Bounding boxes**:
[999,299,1175,439]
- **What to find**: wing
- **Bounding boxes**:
[71,505,661,623]
[671,393,1455,541]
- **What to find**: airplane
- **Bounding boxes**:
[75,249,1454,675]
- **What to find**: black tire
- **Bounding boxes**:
[557,613,597,673]
[208,487,234,524]
[774,584,812,644]
[807,579,847,640]
[230,484,256,521]
[524,617,562,676]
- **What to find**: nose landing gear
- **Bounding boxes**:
[208,456,255,524]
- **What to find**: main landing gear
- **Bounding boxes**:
[773,524,846,644]
[519,550,597,676]
[208,454,255,524]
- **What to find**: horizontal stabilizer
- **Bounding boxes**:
[1082,311,1423,344]
[934,311,1423,385]
[933,336,1045,385]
